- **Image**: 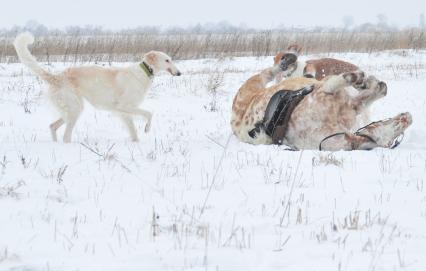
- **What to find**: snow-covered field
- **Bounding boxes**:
[1,51,426,271]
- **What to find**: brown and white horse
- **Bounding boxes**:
[230,58,412,151]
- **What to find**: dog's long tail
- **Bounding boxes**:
[14,32,57,84]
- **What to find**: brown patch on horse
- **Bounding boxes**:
[273,52,284,66]
[305,58,358,80]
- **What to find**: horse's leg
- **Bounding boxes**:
[242,60,293,92]
[232,57,297,139]
[350,76,387,112]
[320,71,365,94]
[303,63,317,79]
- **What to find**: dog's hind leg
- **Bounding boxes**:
[50,88,84,143]
[50,118,64,142]
[119,114,139,142]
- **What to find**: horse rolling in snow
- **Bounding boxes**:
[230,56,412,151]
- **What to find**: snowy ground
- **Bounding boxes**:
[0,51,426,271]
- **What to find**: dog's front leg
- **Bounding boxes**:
[115,107,153,133]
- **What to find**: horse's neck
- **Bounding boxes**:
[232,67,278,123]
[291,61,306,77]
[235,67,277,101]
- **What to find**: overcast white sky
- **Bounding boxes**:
[1,0,425,29]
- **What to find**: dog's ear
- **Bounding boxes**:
[145,51,158,64]
[274,52,284,65]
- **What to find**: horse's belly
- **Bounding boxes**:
[284,95,358,149]
[285,127,332,149]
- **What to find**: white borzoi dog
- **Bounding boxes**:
[14,32,181,143]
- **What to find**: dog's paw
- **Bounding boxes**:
[144,121,151,133]
[144,113,153,133]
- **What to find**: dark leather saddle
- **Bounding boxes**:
[248,85,314,145]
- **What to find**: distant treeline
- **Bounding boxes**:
[0,21,425,63]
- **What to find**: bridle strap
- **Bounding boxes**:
[319,132,346,151]
[390,133,404,149]
[319,118,405,151]
[319,132,377,151]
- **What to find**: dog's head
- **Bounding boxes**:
[143,51,181,76]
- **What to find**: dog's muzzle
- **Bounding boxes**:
[168,68,182,76]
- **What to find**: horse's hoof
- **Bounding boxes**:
[343,70,364,85]
[279,53,297,71]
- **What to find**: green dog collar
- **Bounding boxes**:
[139,61,154,77]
